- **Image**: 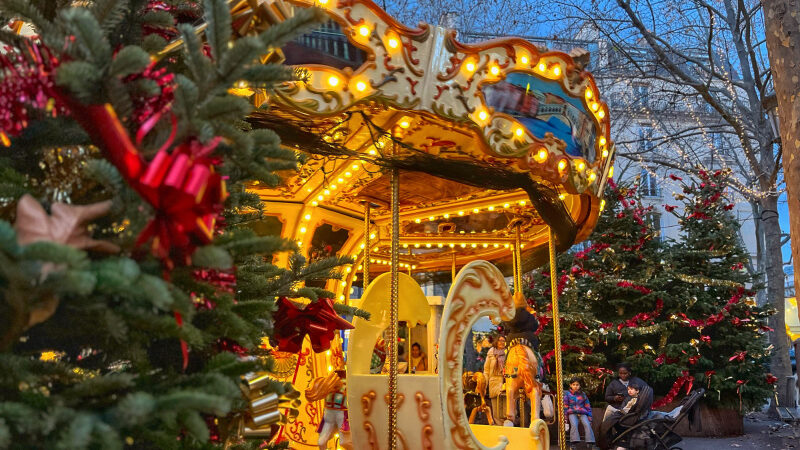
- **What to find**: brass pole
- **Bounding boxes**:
[388,168,400,450]
[549,227,566,450]
[451,250,457,284]
[514,224,523,294]
[363,202,371,289]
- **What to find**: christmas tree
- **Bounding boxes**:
[527,180,669,398]
[0,0,365,447]
[653,169,773,410]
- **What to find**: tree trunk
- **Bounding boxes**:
[761,194,793,406]
[764,0,800,315]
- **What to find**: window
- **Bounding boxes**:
[633,84,649,107]
[645,211,662,240]
[640,168,660,197]
[638,126,654,153]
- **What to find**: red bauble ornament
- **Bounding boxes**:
[272,297,354,353]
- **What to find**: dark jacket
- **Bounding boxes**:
[604,376,647,408]
[501,306,539,350]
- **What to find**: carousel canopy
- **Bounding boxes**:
[242,0,615,276]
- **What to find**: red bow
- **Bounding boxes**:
[273,298,354,353]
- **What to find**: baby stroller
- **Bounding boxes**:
[609,388,705,450]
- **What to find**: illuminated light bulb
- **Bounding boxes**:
[599,136,607,146]
[458,211,464,216]
[414,244,420,248]
[426,243,431,248]
[345,172,352,177]
[538,62,546,72]
[414,218,421,223]
[602,149,609,158]
[311,201,318,206]
[356,81,367,92]
[483,243,488,248]
[297,241,303,246]
[503,203,510,208]
[598,109,606,119]
[443,213,450,218]
[402,243,408,248]
[473,208,480,213]
[520,244,525,248]
[319,0,328,3]
[519,200,526,206]
[300,227,307,234]
[360,243,365,249]
[324,189,330,195]
[328,365,333,371]
[504,243,510,248]
[412,265,417,269]
[373,246,379,251]
[461,244,467,248]
[490,65,500,76]
[370,233,376,239]
[552,65,561,76]
[558,194,566,200]
[326,350,332,356]
[328,75,340,87]
[388,38,399,49]
[576,160,586,172]
[494,243,499,248]
[465,62,476,72]
[370,259,375,263]
[588,171,597,182]
[478,110,488,121]
[368,149,377,155]
[304,214,311,220]
[591,102,599,111]
[428,216,434,221]
[307,188,312,192]
[515,127,524,137]
[558,160,568,171]
[438,243,443,248]
[337,178,344,183]
[488,206,495,211]
[600,199,606,211]
[585,88,593,100]
[345,267,352,273]
[608,166,614,177]
[358,26,370,37]
[358,265,363,269]
[330,185,337,190]
[352,164,359,169]
[340,281,347,286]
[318,195,324,200]
[471,243,477,248]
[449,243,455,248]
[399,120,410,128]
[520,55,529,64]
[536,148,548,163]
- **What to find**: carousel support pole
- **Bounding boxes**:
[363,202,371,289]
[514,225,522,294]
[451,250,457,284]
[549,227,566,450]
[388,168,400,450]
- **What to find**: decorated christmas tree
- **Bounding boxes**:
[0,0,365,447]
[654,169,773,410]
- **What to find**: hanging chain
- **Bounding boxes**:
[549,227,567,450]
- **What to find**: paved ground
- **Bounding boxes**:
[680,411,800,450]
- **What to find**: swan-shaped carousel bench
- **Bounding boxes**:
[346,261,549,450]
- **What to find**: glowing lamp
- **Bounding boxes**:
[337,177,344,183]
[600,199,606,211]
[598,109,606,119]
[557,159,568,172]
[345,172,352,177]
[515,127,524,137]
[399,120,410,128]
[478,110,488,121]
[465,62,476,72]
[503,203,510,208]
[443,213,450,218]
[520,55,529,64]
[328,75,340,87]
[552,65,561,76]
[356,81,367,92]
[599,136,607,146]
[428,216,434,221]
[300,227,307,233]
[576,160,586,172]
[558,194,566,200]
[458,211,465,216]
[414,218,421,223]
[591,102,599,112]
[588,171,597,182]
[602,149,609,157]
[490,65,500,76]
[319,0,328,4]
[538,62,546,72]
[388,38,399,49]
[488,206,495,211]
[304,214,311,220]
[608,166,614,178]
[358,26,370,37]
[535,148,548,163]
[585,88,593,100]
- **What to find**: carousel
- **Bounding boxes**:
[238,0,615,448]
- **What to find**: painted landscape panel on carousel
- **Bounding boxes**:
[483,72,597,161]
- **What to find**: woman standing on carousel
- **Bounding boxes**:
[483,335,507,425]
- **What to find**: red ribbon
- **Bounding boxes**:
[652,370,694,408]
[272,298,354,353]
